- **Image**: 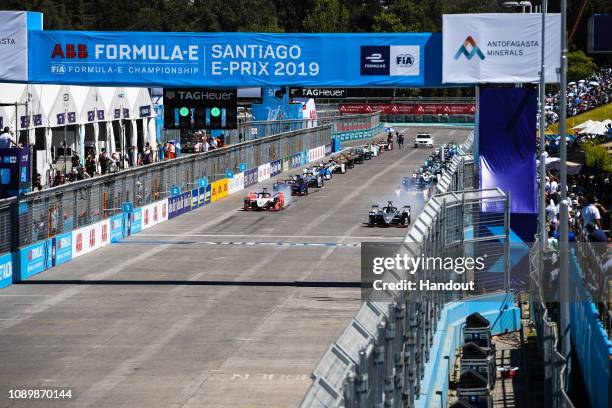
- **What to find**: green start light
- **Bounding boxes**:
[179,107,190,117]
[211,107,221,117]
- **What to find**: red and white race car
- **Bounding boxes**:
[243,188,285,211]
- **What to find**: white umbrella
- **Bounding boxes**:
[568,81,576,86]
[536,157,560,166]
[578,121,608,135]
[578,79,586,83]
[384,127,395,132]
[589,81,600,87]
[571,119,594,130]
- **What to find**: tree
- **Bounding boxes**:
[581,141,612,172]
[568,50,598,82]
[302,0,349,33]
[372,11,405,32]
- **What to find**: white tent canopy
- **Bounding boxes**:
[578,120,610,135]
[571,119,594,130]
[47,85,80,128]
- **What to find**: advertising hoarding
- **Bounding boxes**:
[443,14,561,83]
[29,31,437,87]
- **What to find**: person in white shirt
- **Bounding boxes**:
[0,127,16,148]
[549,177,559,194]
[580,195,601,229]
[546,199,559,224]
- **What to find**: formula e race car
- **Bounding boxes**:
[367,201,411,227]
[243,188,285,211]
[274,176,309,196]
[313,164,333,180]
[302,168,325,187]
[340,154,355,169]
[351,149,365,164]
[327,159,346,174]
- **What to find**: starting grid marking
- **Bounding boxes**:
[116,240,361,248]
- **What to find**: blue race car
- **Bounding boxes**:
[273,176,310,196]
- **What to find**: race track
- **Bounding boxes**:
[0,127,471,408]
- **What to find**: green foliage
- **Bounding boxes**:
[581,141,612,172]
[303,0,349,33]
[568,50,598,83]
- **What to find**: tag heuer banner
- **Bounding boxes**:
[443,13,561,84]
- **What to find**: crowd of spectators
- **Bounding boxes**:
[47,132,231,188]
[543,67,612,126]
[543,172,610,244]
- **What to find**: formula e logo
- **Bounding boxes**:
[51,44,88,59]
[454,36,485,60]
[395,54,414,67]
[361,46,389,76]
[365,53,384,63]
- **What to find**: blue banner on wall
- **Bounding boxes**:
[270,159,282,177]
[131,208,142,234]
[52,232,72,267]
[0,252,13,288]
[191,188,200,209]
[19,239,52,280]
[244,168,258,187]
[168,191,192,219]
[110,214,124,242]
[28,31,441,87]
[291,153,301,169]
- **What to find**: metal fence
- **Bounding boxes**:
[436,132,475,194]
[161,113,382,146]
[528,237,575,408]
[321,112,381,137]
[300,134,511,408]
[0,125,332,252]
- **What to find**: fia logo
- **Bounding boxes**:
[51,64,66,75]
[395,54,414,67]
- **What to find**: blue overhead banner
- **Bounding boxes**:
[28,31,442,87]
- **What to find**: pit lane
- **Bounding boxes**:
[0,127,470,408]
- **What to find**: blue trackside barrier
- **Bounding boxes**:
[17,239,52,281]
[415,292,520,408]
[110,214,124,243]
[568,251,612,408]
[0,252,13,289]
[51,232,73,267]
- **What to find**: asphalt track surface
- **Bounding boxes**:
[0,127,471,408]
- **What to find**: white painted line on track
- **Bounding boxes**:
[133,233,404,240]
